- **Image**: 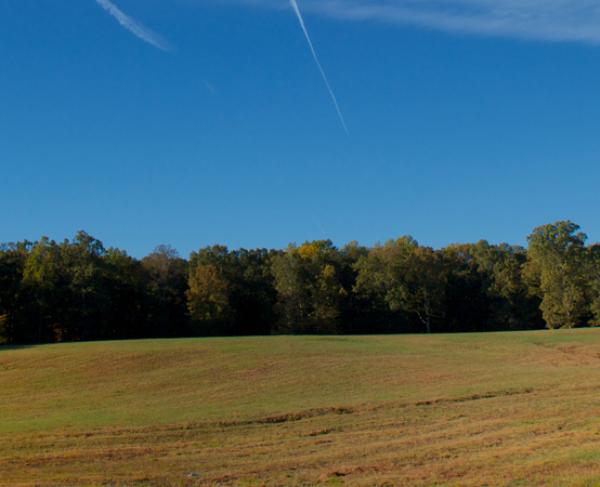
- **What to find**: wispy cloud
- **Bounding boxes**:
[95,0,170,51]
[289,0,349,135]
[233,0,600,45]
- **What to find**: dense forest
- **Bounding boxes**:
[1,221,598,344]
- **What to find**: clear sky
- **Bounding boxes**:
[3,0,600,257]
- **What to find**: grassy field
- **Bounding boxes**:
[5,331,600,485]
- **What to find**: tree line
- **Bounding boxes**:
[1,220,599,344]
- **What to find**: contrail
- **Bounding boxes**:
[289,0,349,135]
[95,0,170,52]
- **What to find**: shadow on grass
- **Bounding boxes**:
[0,344,40,352]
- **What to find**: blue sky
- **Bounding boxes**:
[3,0,600,257]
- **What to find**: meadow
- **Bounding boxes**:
[4,330,600,485]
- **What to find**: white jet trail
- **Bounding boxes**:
[95,0,170,52]
[289,0,349,135]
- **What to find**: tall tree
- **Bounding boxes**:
[228,249,278,335]
[525,221,589,328]
[354,237,447,333]
[271,240,347,334]
[187,263,231,333]
[0,242,29,344]
[61,231,107,340]
[22,237,69,342]
[141,245,188,337]
[452,241,542,330]
[103,248,148,339]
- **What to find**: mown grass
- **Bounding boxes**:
[4,330,600,485]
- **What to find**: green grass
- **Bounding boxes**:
[4,330,600,485]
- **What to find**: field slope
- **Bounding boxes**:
[4,331,600,485]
